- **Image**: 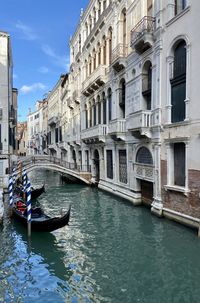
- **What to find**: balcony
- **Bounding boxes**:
[48,143,57,151]
[82,65,107,96]
[126,110,152,138]
[108,119,126,141]
[112,44,128,72]
[81,124,107,143]
[131,16,155,54]
[48,116,58,126]
[69,133,81,146]
[134,163,154,182]
[58,141,68,151]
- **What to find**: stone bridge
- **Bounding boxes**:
[15,156,92,185]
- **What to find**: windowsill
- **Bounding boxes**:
[164,120,190,128]
[164,185,190,196]
[166,6,190,27]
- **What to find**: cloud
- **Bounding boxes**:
[20,82,47,94]
[13,73,18,79]
[42,44,69,70]
[15,21,38,41]
[38,66,49,74]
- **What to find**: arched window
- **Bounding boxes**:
[93,99,96,126]
[103,36,106,65]
[122,9,126,45]
[79,34,81,52]
[170,40,186,123]
[136,147,153,165]
[89,55,92,75]
[97,95,101,124]
[93,48,96,70]
[102,92,107,124]
[85,104,88,129]
[142,61,152,110]
[98,42,101,66]
[108,28,112,65]
[119,79,126,118]
[108,88,112,121]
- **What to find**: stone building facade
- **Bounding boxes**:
[17,121,27,156]
[32,0,200,231]
[0,31,17,187]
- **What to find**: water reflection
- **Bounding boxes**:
[1,169,200,302]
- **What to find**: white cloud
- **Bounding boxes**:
[16,21,38,41]
[20,82,47,94]
[13,73,18,79]
[38,66,49,74]
[42,44,69,70]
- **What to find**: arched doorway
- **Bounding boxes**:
[136,146,154,206]
[94,149,100,183]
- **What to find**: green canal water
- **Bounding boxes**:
[1,169,200,302]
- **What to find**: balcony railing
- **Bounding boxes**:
[108,119,126,134]
[131,16,155,51]
[134,163,154,182]
[127,110,152,130]
[81,124,107,141]
[112,44,128,63]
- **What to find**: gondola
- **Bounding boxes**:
[15,184,45,200]
[12,198,71,232]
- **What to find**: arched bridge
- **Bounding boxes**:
[15,156,92,185]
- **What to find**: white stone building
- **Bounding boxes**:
[47,75,64,157]
[0,31,17,188]
[32,0,200,230]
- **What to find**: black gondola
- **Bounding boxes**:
[12,199,71,232]
[15,184,45,200]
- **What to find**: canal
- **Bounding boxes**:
[1,169,200,302]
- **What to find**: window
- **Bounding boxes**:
[103,93,106,124]
[119,79,126,118]
[93,102,96,126]
[107,150,113,179]
[171,40,186,123]
[136,147,153,165]
[108,88,112,122]
[142,61,152,110]
[174,142,185,186]
[85,107,88,129]
[55,128,59,143]
[119,150,127,183]
[175,0,186,16]
[98,96,101,124]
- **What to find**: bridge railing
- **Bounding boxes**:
[17,155,91,173]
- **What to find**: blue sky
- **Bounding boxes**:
[0,0,88,121]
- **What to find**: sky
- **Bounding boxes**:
[0,0,89,121]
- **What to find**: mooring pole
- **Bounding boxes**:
[26,178,32,237]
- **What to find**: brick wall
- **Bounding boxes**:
[161,160,200,218]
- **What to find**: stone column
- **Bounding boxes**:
[167,0,175,21]
[106,38,110,66]
[166,55,174,124]
[101,0,104,14]
[101,44,104,65]
[151,143,163,217]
